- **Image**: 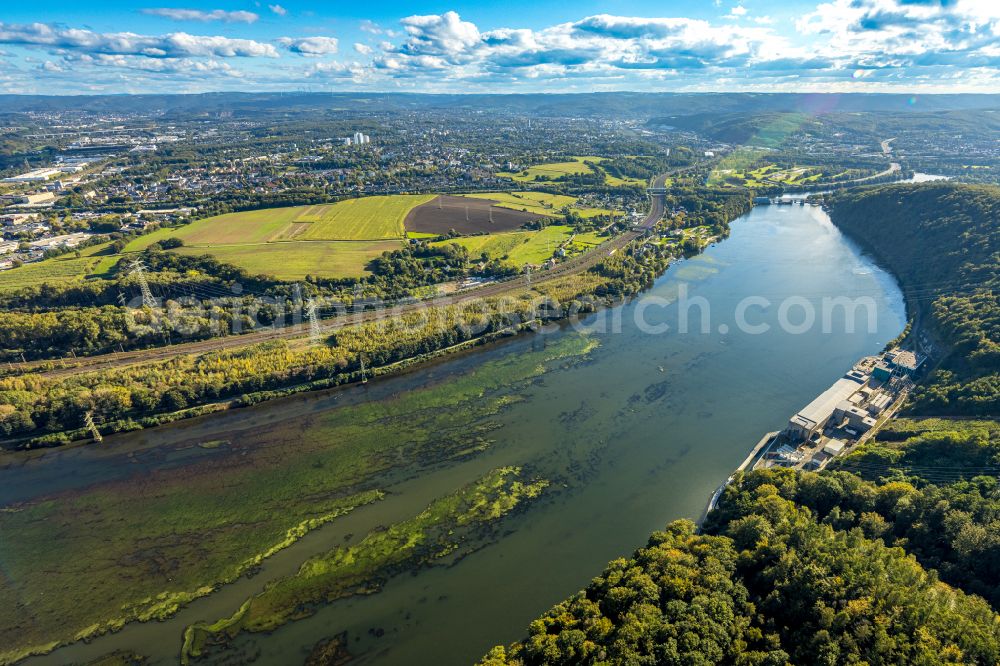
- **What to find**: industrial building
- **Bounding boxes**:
[866,392,892,416]
[787,373,868,441]
[822,438,847,457]
[872,361,893,382]
[885,348,921,376]
[833,401,877,434]
[1,167,63,183]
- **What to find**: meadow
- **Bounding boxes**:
[498,156,603,183]
[602,172,648,187]
[115,195,434,279]
[710,160,829,188]
[0,192,610,289]
[173,240,402,279]
[461,191,612,219]
[497,157,644,187]
[127,195,431,252]
[296,195,434,240]
[0,242,116,293]
[434,225,605,266]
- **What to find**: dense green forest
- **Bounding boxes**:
[483,420,1000,665]
[0,243,475,362]
[827,183,1000,416]
[482,182,1000,665]
[0,237,681,446]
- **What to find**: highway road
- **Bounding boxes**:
[19,177,670,380]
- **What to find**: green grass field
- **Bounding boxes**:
[461,191,614,219]
[0,192,606,289]
[602,173,648,187]
[498,156,604,183]
[0,242,117,293]
[710,160,828,188]
[113,195,435,280]
[127,195,432,253]
[498,157,644,188]
[174,240,403,279]
[296,195,434,240]
[433,225,606,267]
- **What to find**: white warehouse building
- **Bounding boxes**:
[787,373,868,441]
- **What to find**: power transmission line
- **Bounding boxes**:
[128,259,157,309]
[83,411,103,443]
[305,298,321,343]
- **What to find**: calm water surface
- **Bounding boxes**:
[7,202,905,665]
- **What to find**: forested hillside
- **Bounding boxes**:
[483,467,1000,665]
[481,183,1000,665]
[827,183,1000,415]
[482,420,1000,665]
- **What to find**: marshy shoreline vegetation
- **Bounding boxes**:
[1,183,751,450]
[6,182,995,666]
[180,466,550,664]
[0,180,752,664]
[0,333,598,665]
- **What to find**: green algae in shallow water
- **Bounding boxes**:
[82,650,148,666]
[181,467,549,663]
[0,333,597,665]
[0,490,382,666]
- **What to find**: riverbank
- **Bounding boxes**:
[1,199,903,666]
[1,334,603,665]
[6,181,745,453]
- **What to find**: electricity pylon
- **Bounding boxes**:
[84,411,103,443]
[128,259,157,308]
[305,298,321,343]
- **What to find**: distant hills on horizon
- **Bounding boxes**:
[2,91,999,118]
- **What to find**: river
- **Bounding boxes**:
[4,201,905,665]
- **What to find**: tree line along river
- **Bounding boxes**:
[1,200,905,666]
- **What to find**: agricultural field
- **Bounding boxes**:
[127,195,431,252]
[461,191,613,219]
[113,195,435,279]
[296,195,433,240]
[498,156,605,183]
[0,242,117,292]
[404,195,547,235]
[173,240,403,279]
[434,225,605,267]
[498,156,648,188]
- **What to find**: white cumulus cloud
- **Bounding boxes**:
[0,21,278,57]
[277,36,339,56]
[141,8,259,24]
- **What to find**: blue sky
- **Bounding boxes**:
[1,0,998,94]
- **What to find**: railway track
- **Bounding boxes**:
[19,177,669,380]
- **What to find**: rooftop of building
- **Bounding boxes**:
[794,376,866,426]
